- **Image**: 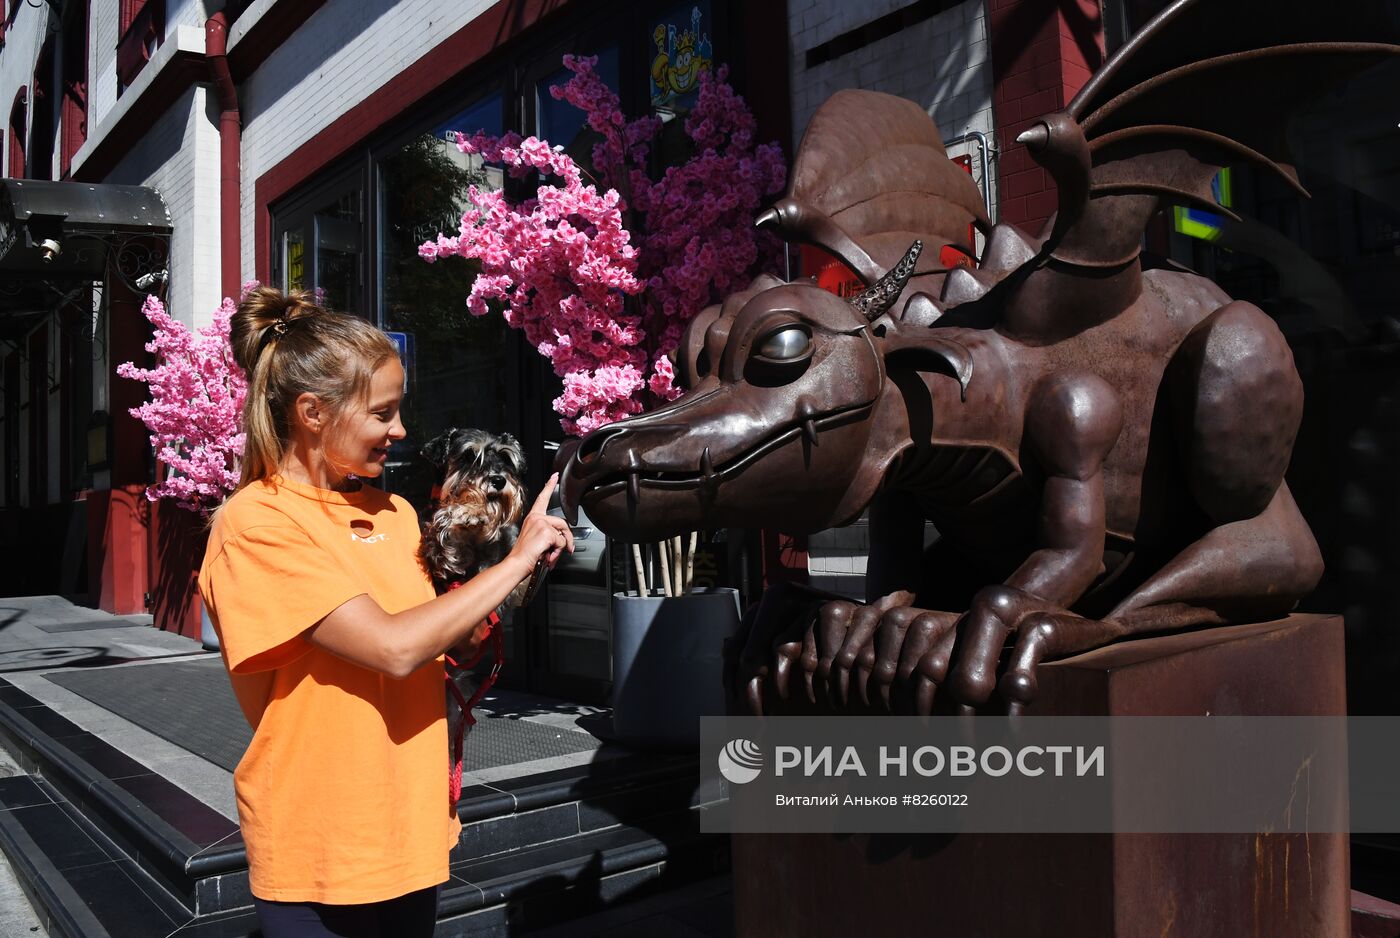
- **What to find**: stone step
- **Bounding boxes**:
[0,771,726,937]
[0,774,192,937]
[0,678,728,934]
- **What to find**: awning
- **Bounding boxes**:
[0,179,172,341]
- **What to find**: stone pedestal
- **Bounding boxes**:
[731,614,1348,938]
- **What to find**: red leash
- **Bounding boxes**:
[444,586,504,809]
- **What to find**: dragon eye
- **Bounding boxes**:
[756,325,811,362]
[745,324,814,388]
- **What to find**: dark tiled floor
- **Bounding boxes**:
[60,860,184,938]
[101,774,240,848]
[52,730,154,780]
[165,908,260,936]
[0,801,116,871]
[453,823,668,903]
[455,783,517,822]
[8,704,87,741]
[0,774,53,810]
[0,684,46,710]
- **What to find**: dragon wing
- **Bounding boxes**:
[1035,0,1400,267]
[757,89,990,288]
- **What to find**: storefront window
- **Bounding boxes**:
[273,174,359,307]
[315,191,361,313]
[282,229,305,291]
[376,94,510,511]
[536,46,619,148]
[1166,58,1400,716]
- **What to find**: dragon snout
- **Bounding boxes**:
[575,424,629,464]
[558,421,693,526]
[559,425,635,525]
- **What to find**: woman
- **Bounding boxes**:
[198,287,571,937]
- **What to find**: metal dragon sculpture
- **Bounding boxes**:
[558,0,1400,715]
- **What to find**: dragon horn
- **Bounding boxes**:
[850,240,922,320]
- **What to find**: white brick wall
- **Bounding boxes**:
[788,0,998,223]
[0,1,45,177]
[85,3,208,156]
[88,0,120,136]
[235,0,496,278]
[169,0,214,31]
[104,84,221,329]
[807,516,871,600]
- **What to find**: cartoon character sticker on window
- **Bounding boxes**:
[650,5,713,111]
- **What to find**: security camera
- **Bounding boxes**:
[135,269,169,290]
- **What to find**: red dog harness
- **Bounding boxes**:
[444,583,504,809]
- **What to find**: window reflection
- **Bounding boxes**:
[377,93,509,512]
[536,45,619,150]
[315,190,360,313]
[282,229,305,292]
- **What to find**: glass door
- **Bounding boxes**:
[374,93,539,675]
[375,93,511,509]
[271,165,363,313]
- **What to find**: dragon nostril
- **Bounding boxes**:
[576,426,627,463]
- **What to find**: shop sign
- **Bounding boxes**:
[385,330,415,393]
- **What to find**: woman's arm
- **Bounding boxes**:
[304,475,573,678]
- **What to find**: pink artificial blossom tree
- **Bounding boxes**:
[422,55,786,435]
[117,296,247,513]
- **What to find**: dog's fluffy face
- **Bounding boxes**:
[420,429,528,589]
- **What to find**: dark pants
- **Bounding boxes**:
[253,883,440,938]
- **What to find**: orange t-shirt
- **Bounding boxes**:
[198,475,460,904]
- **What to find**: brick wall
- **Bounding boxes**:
[806,518,871,600]
[235,0,496,278]
[167,0,210,31]
[788,0,997,240]
[88,0,121,135]
[105,85,222,328]
[988,0,1103,236]
[0,1,43,176]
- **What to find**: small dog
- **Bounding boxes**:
[420,428,529,596]
[419,428,531,798]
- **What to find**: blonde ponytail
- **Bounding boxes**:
[229,287,398,489]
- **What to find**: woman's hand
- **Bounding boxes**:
[510,473,575,571]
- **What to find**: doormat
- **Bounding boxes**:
[46,659,601,773]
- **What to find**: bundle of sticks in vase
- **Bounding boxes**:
[629,534,701,597]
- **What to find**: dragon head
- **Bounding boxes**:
[558,242,972,540]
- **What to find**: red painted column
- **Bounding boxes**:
[206,12,241,302]
[987,0,1105,237]
[87,485,150,614]
[93,279,155,615]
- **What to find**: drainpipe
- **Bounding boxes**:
[942,130,997,224]
[205,12,240,302]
